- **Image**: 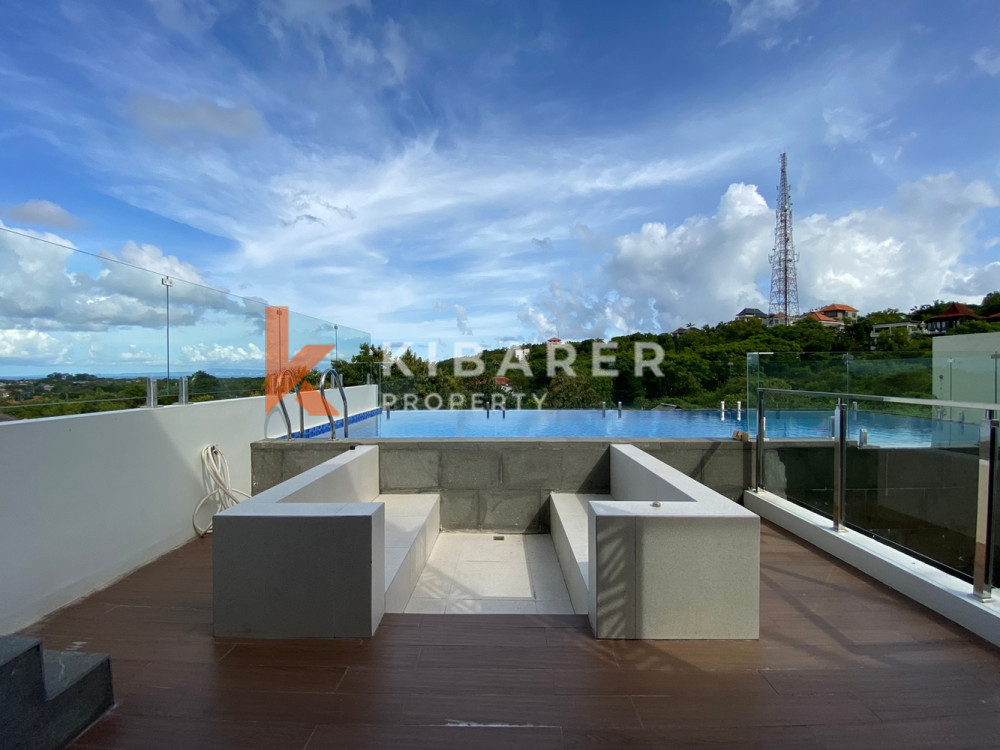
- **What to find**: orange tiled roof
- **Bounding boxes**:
[807,311,839,323]
[819,303,858,313]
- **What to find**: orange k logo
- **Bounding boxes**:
[265,306,339,417]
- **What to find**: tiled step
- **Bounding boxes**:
[0,636,113,750]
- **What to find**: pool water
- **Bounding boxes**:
[318,409,978,446]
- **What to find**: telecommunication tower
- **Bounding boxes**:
[767,153,799,322]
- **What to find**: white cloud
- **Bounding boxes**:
[453,305,472,336]
[823,107,869,145]
[517,173,1000,339]
[180,342,264,364]
[119,344,154,362]
[0,329,67,362]
[1,200,83,230]
[126,93,264,144]
[973,47,1000,76]
[146,0,221,37]
[521,183,773,338]
[0,223,265,354]
[724,0,815,49]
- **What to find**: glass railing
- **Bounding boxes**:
[0,226,370,418]
[756,388,999,597]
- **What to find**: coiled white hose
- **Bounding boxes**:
[193,445,250,537]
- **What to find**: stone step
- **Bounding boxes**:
[0,636,113,750]
[0,636,44,708]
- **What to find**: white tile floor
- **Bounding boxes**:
[404,532,575,615]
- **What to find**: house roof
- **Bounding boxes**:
[819,303,858,313]
[546,337,562,343]
[806,311,839,323]
[736,307,767,318]
[926,302,979,321]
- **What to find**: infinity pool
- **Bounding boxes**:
[315,409,979,446]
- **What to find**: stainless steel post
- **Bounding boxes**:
[178,376,189,405]
[833,398,847,532]
[974,415,998,601]
[755,390,766,490]
[146,378,158,408]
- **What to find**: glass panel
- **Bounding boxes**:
[760,390,842,518]
[755,352,935,398]
[0,226,371,417]
[166,276,267,403]
[0,227,167,418]
[845,398,978,580]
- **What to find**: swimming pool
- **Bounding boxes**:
[312,408,977,446]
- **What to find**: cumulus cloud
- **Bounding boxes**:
[724,0,815,49]
[119,344,154,362]
[518,173,1000,339]
[0,222,268,370]
[520,183,771,338]
[1,200,83,230]
[181,342,264,364]
[0,329,67,362]
[973,47,1000,76]
[126,94,264,144]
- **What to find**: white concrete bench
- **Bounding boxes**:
[550,492,600,615]
[550,444,759,640]
[213,445,439,638]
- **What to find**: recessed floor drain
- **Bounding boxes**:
[493,534,505,541]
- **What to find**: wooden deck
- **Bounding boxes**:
[19,521,1000,749]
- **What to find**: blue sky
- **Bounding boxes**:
[2,0,1000,371]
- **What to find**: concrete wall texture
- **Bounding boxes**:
[252,438,755,532]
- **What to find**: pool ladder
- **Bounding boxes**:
[269,368,350,439]
[319,368,349,439]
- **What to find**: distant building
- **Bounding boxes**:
[817,304,858,323]
[804,311,843,329]
[492,376,513,392]
[734,307,767,322]
[925,303,979,335]
[765,312,797,327]
[671,326,697,337]
[546,337,562,345]
[870,321,924,346]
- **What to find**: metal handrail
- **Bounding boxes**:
[318,369,338,438]
[318,368,350,439]
[272,369,295,440]
[758,387,1000,412]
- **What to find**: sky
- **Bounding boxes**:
[2,0,1000,373]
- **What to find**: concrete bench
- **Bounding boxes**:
[551,444,759,640]
[213,445,439,638]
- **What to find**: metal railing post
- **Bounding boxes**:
[974,413,998,601]
[145,378,158,408]
[178,376,189,405]
[755,390,766,490]
[832,398,847,532]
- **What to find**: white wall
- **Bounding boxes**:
[0,384,377,633]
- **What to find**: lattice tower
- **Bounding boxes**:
[767,152,799,322]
